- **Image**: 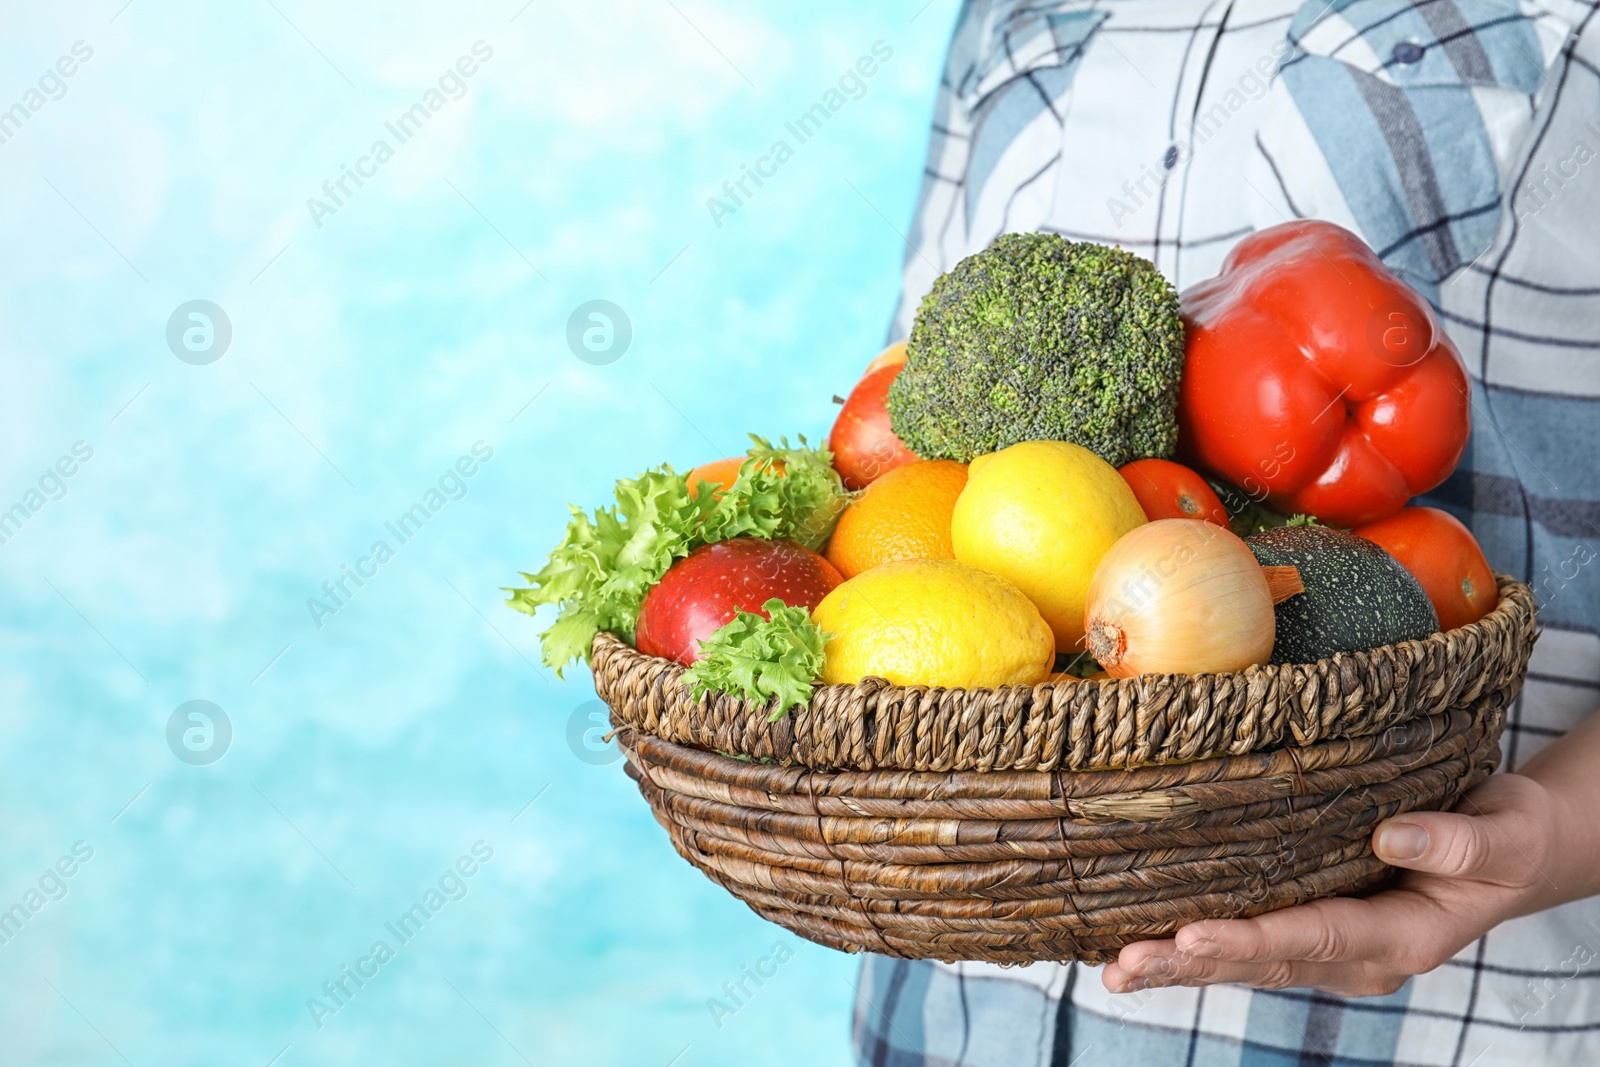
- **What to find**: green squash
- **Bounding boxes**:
[1246,525,1439,664]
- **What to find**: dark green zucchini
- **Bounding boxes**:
[1246,525,1439,664]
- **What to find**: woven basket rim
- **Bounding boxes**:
[598,570,1532,698]
[592,573,1537,773]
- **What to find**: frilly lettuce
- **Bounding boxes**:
[507,434,847,675]
[683,599,829,721]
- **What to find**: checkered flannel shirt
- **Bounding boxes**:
[855,0,1600,1063]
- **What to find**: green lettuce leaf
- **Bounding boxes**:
[506,466,713,676]
[682,599,829,721]
[506,435,848,675]
[698,435,850,552]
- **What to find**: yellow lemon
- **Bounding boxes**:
[812,558,1053,687]
[951,440,1146,650]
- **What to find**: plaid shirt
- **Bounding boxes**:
[855,0,1600,1063]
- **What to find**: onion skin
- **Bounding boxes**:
[1083,518,1276,677]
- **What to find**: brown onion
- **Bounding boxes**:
[1082,519,1287,677]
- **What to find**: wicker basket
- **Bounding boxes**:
[593,575,1538,964]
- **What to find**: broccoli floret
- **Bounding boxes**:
[887,233,1186,467]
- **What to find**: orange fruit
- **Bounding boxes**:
[686,457,744,500]
[685,455,785,501]
[825,459,968,579]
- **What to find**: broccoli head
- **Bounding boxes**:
[886,232,1185,467]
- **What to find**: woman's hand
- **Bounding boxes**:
[1101,772,1566,997]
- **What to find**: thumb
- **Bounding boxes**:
[1372,811,1515,881]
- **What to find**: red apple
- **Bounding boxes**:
[635,537,843,664]
[830,364,918,491]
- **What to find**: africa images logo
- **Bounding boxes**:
[166,700,232,766]
[166,300,232,365]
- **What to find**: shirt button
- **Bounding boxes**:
[1163,144,1180,170]
[1393,40,1425,64]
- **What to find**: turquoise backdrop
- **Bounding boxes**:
[0,2,954,1063]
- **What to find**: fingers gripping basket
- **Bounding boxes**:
[592,576,1538,964]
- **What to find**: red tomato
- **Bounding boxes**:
[829,364,918,491]
[1117,459,1229,526]
[1353,506,1497,631]
[635,538,843,664]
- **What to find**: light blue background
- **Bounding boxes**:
[0,2,954,1063]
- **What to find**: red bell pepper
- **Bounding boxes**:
[1176,221,1470,528]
